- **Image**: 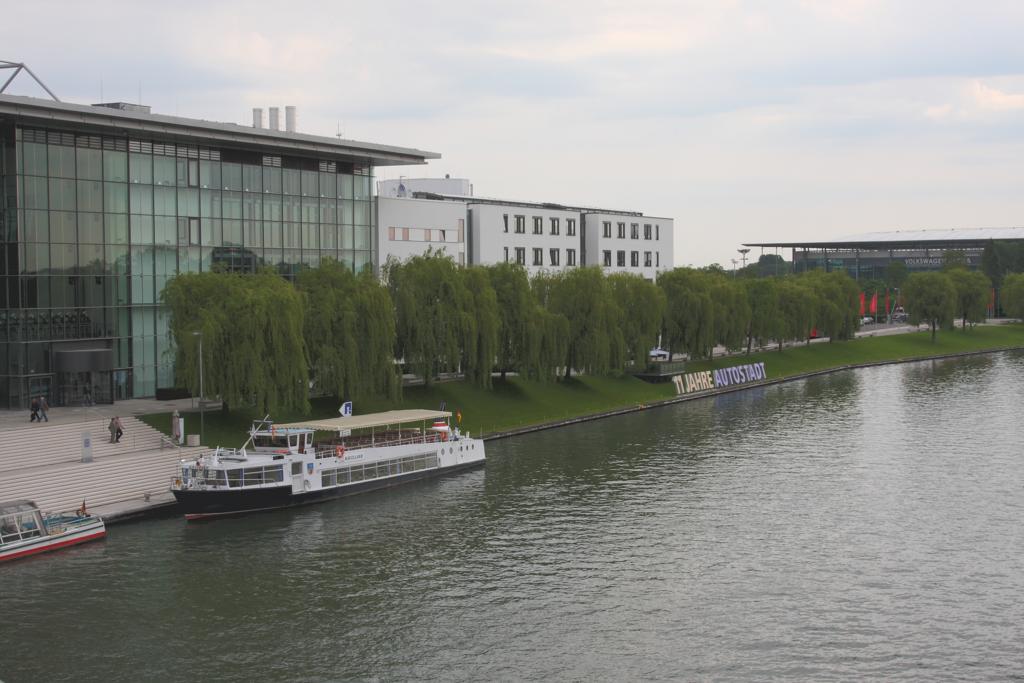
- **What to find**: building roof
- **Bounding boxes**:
[274,409,451,432]
[745,227,1024,250]
[411,191,645,217]
[0,94,439,167]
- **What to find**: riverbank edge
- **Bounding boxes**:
[100,342,1024,525]
[481,343,1024,442]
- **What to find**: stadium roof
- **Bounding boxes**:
[745,227,1024,250]
[0,93,439,167]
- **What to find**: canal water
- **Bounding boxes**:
[4,352,1024,681]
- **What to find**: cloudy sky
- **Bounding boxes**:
[6,1,1024,266]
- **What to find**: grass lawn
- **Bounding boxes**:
[139,323,1024,446]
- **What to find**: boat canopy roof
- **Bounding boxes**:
[274,409,451,433]
[0,500,38,515]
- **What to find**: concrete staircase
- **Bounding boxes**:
[0,416,203,514]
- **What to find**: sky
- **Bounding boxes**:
[5,1,1024,267]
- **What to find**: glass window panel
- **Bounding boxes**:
[320,199,338,224]
[283,196,300,222]
[301,170,318,197]
[283,222,300,249]
[303,225,318,250]
[354,226,371,251]
[153,187,176,216]
[243,221,261,248]
[24,210,49,243]
[22,141,47,176]
[354,175,370,200]
[106,214,129,245]
[48,145,76,178]
[177,188,199,217]
[129,152,152,185]
[78,213,103,243]
[200,189,222,218]
[223,219,242,246]
[176,159,189,187]
[154,216,177,246]
[76,147,102,179]
[131,215,154,244]
[263,195,282,222]
[107,245,128,276]
[263,166,282,194]
[320,225,338,249]
[24,176,48,209]
[222,163,242,191]
[153,156,175,186]
[340,225,353,250]
[340,201,353,225]
[201,218,219,247]
[301,197,318,223]
[242,194,261,221]
[199,160,220,189]
[354,250,371,273]
[222,191,242,219]
[338,174,353,200]
[353,201,369,226]
[130,185,153,214]
[48,178,77,211]
[76,180,102,212]
[242,165,261,192]
[103,150,128,182]
[319,172,336,198]
[264,222,282,248]
[282,169,300,196]
[50,211,76,243]
[104,183,128,214]
[79,243,103,268]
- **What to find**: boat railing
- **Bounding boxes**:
[318,430,447,456]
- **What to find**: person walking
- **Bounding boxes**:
[114,416,124,443]
[38,395,49,422]
[30,396,40,422]
[108,417,118,443]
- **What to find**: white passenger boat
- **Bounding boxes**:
[0,500,106,563]
[170,409,485,520]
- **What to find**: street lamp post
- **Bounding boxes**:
[192,331,204,444]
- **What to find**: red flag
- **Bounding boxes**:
[869,292,878,314]
[859,292,865,316]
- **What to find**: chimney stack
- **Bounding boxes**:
[269,107,280,131]
[252,108,264,128]
[285,106,296,133]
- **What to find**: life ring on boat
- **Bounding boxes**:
[335,445,345,458]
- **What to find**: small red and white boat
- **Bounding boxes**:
[0,500,106,563]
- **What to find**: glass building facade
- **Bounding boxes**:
[0,98,430,409]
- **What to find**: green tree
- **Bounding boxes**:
[386,250,468,386]
[946,269,991,330]
[659,268,715,360]
[460,266,500,388]
[487,263,532,380]
[162,268,309,414]
[709,274,750,352]
[776,278,817,350]
[999,273,1024,319]
[903,271,956,342]
[941,250,968,271]
[608,273,666,368]
[744,277,780,354]
[885,260,909,290]
[801,270,859,341]
[542,267,619,378]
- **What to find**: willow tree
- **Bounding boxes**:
[608,272,666,367]
[162,268,309,413]
[709,273,750,353]
[776,277,817,350]
[386,250,469,386]
[461,266,500,388]
[903,271,956,342]
[946,268,991,330]
[487,262,532,380]
[801,270,859,341]
[540,267,618,378]
[521,306,570,380]
[1001,273,1024,319]
[659,268,715,360]
[296,260,399,401]
[744,277,781,354]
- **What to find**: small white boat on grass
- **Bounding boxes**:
[171,409,485,520]
[0,500,106,563]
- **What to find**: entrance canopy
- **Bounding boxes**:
[274,409,451,432]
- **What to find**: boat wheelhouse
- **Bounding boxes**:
[171,409,485,520]
[0,500,106,563]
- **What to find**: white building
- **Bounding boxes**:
[377,195,467,267]
[375,177,675,280]
[583,212,674,281]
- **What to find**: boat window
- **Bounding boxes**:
[254,434,290,449]
[226,469,242,487]
[291,462,302,476]
[290,435,298,450]
[322,470,337,487]
[299,433,306,452]
[203,470,226,487]
[349,465,365,482]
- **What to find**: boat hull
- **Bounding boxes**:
[0,520,106,563]
[174,458,484,520]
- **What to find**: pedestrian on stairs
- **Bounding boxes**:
[38,395,49,422]
[30,396,40,422]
